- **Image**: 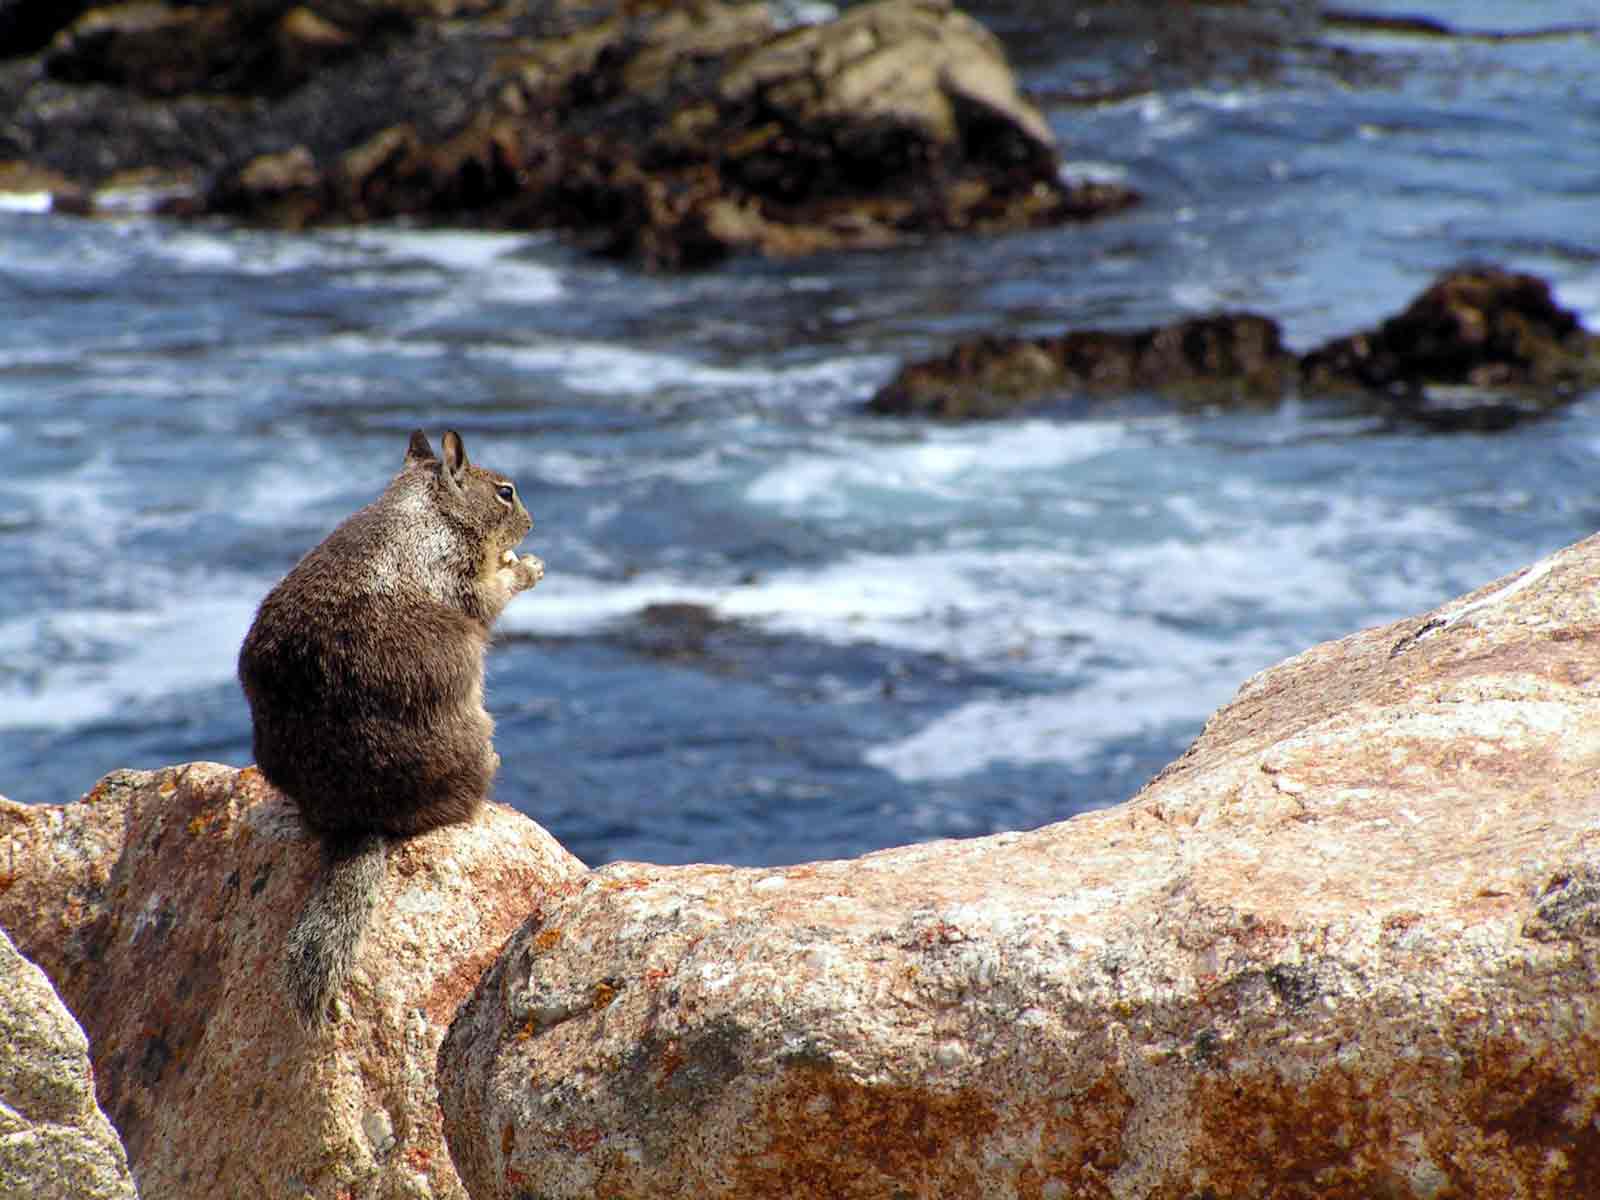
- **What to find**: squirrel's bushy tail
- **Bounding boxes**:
[284,831,387,1029]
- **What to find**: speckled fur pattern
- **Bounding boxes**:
[238,430,542,1025]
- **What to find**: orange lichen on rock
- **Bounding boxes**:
[439,533,1600,1199]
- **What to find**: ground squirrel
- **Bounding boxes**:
[238,429,543,1028]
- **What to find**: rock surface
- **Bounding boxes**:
[439,533,1600,1199]
[870,265,1600,424]
[0,0,1135,266]
[0,763,584,1200]
[871,312,1293,419]
[1299,265,1600,428]
[0,928,137,1200]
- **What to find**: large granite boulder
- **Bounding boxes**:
[0,763,584,1200]
[0,0,1136,266]
[438,533,1600,1198]
[870,265,1600,425]
[0,929,137,1200]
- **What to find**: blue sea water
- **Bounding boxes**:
[2,1,1598,866]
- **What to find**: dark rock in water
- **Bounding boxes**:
[0,160,88,211]
[1300,266,1600,399]
[0,0,93,58]
[45,4,274,98]
[871,266,1600,428]
[1388,387,1556,434]
[0,0,1138,266]
[869,312,1294,418]
[623,603,744,663]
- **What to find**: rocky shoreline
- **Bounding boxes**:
[5,534,1600,1197]
[0,0,1137,267]
[869,265,1600,429]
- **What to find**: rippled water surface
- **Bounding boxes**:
[3,1,1598,866]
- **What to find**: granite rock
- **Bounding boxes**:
[439,534,1600,1198]
[0,928,137,1200]
[0,763,585,1200]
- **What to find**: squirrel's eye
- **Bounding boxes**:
[496,484,515,503]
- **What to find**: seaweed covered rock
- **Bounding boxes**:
[0,0,1137,266]
[0,930,136,1200]
[871,265,1600,425]
[870,312,1293,418]
[1299,265,1600,428]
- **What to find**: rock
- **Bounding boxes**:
[209,144,324,227]
[0,0,92,57]
[1300,265,1600,410]
[0,929,137,1200]
[870,312,1293,418]
[0,763,585,1200]
[45,4,251,98]
[1321,10,1600,40]
[451,0,1135,265]
[0,160,89,213]
[439,534,1600,1198]
[871,265,1600,423]
[719,0,1056,175]
[618,602,747,662]
[0,0,1136,265]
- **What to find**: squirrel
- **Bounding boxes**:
[238,429,543,1028]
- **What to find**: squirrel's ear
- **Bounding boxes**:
[440,430,469,494]
[405,430,436,466]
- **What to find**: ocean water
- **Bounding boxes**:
[2,1,1598,866]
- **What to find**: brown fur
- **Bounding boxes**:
[238,429,542,1025]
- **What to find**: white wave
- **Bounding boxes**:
[497,554,977,647]
[858,598,1273,783]
[250,332,452,363]
[0,591,259,731]
[93,180,196,215]
[858,517,1523,782]
[1170,280,1229,311]
[1554,277,1600,332]
[0,218,142,284]
[1188,89,1261,113]
[152,229,336,276]
[1059,160,1129,186]
[746,420,1130,518]
[237,451,367,529]
[500,546,1100,666]
[474,342,764,395]
[510,473,1497,655]
[501,573,720,636]
[473,341,887,402]
[4,450,125,553]
[342,228,547,273]
[0,193,52,214]
[865,665,1230,782]
[133,225,565,300]
[341,229,564,306]
[1135,95,1199,141]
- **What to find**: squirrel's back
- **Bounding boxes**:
[239,430,535,836]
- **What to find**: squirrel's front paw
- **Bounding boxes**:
[501,550,544,593]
